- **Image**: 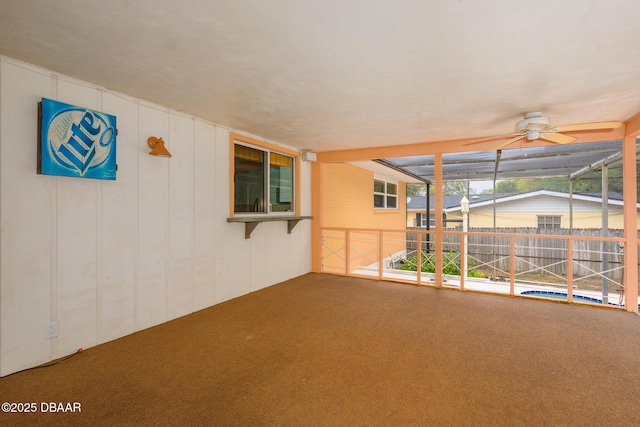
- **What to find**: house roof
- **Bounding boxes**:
[407,194,514,210]
[1,2,640,153]
[407,190,635,212]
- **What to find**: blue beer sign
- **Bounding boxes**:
[39,98,117,180]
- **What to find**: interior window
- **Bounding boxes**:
[233,140,295,215]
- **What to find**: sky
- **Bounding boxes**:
[470,180,495,193]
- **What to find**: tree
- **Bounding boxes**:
[571,166,624,195]
[493,180,518,193]
[486,171,626,195]
[425,181,474,196]
[442,181,471,195]
[407,183,426,196]
[408,182,474,196]
[517,177,569,193]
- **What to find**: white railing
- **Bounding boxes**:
[321,227,633,310]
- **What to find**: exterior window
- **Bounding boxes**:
[234,141,294,215]
[417,213,435,227]
[374,178,397,209]
[537,215,562,229]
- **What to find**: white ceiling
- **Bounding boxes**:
[2,1,640,153]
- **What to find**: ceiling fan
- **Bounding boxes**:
[465,112,622,150]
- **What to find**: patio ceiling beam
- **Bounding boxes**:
[624,111,640,136]
[316,128,625,164]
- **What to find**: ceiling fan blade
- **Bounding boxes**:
[540,132,576,144]
[464,133,519,146]
[553,121,622,133]
[496,135,525,150]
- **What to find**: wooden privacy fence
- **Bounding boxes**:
[406,227,629,280]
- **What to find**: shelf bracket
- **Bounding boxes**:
[227,216,313,239]
[287,219,302,234]
[245,222,260,239]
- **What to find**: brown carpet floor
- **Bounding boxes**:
[2,273,640,426]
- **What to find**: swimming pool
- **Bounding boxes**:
[521,290,640,312]
[520,290,606,304]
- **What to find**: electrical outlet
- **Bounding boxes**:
[45,321,58,339]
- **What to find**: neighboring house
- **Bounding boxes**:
[407,190,640,229]
[407,194,507,228]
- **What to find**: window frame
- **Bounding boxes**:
[418,213,436,228]
[536,215,562,229]
[230,133,300,218]
[374,175,398,210]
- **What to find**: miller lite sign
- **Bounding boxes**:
[38,98,117,180]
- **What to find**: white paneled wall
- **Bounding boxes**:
[192,121,217,311]
[167,113,194,320]
[0,58,54,374]
[137,104,169,331]
[99,93,138,344]
[0,57,312,376]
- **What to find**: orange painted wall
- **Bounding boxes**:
[322,163,406,230]
[321,163,407,274]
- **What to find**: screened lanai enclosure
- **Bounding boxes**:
[320,139,640,311]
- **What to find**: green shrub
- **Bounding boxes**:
[396,251,484,278]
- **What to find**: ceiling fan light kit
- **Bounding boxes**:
[515,112,549,132]
[466,112,622,150]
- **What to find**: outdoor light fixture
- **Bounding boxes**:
[147,136,172,157]
[460,195,470,215]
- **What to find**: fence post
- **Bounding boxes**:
[345,229,350,276]
[460,232,466,291]
[567,239,573,302]
[378,230,384,280]
[509,236,515,296]
[417,232,422,285]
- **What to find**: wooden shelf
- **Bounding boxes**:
[227,215,313,239]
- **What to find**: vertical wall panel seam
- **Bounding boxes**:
[49,74,59,359]
[134,100,140,331]
[210,126,218,305]
[96,89,103,345]
[133,100,139,331]
[191,118,196,311]
[0,58,3,372]
[165,112,170,320]
[165,112,170,318]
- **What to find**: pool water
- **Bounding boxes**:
[519,290,640,313]
[520,290,605,304]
